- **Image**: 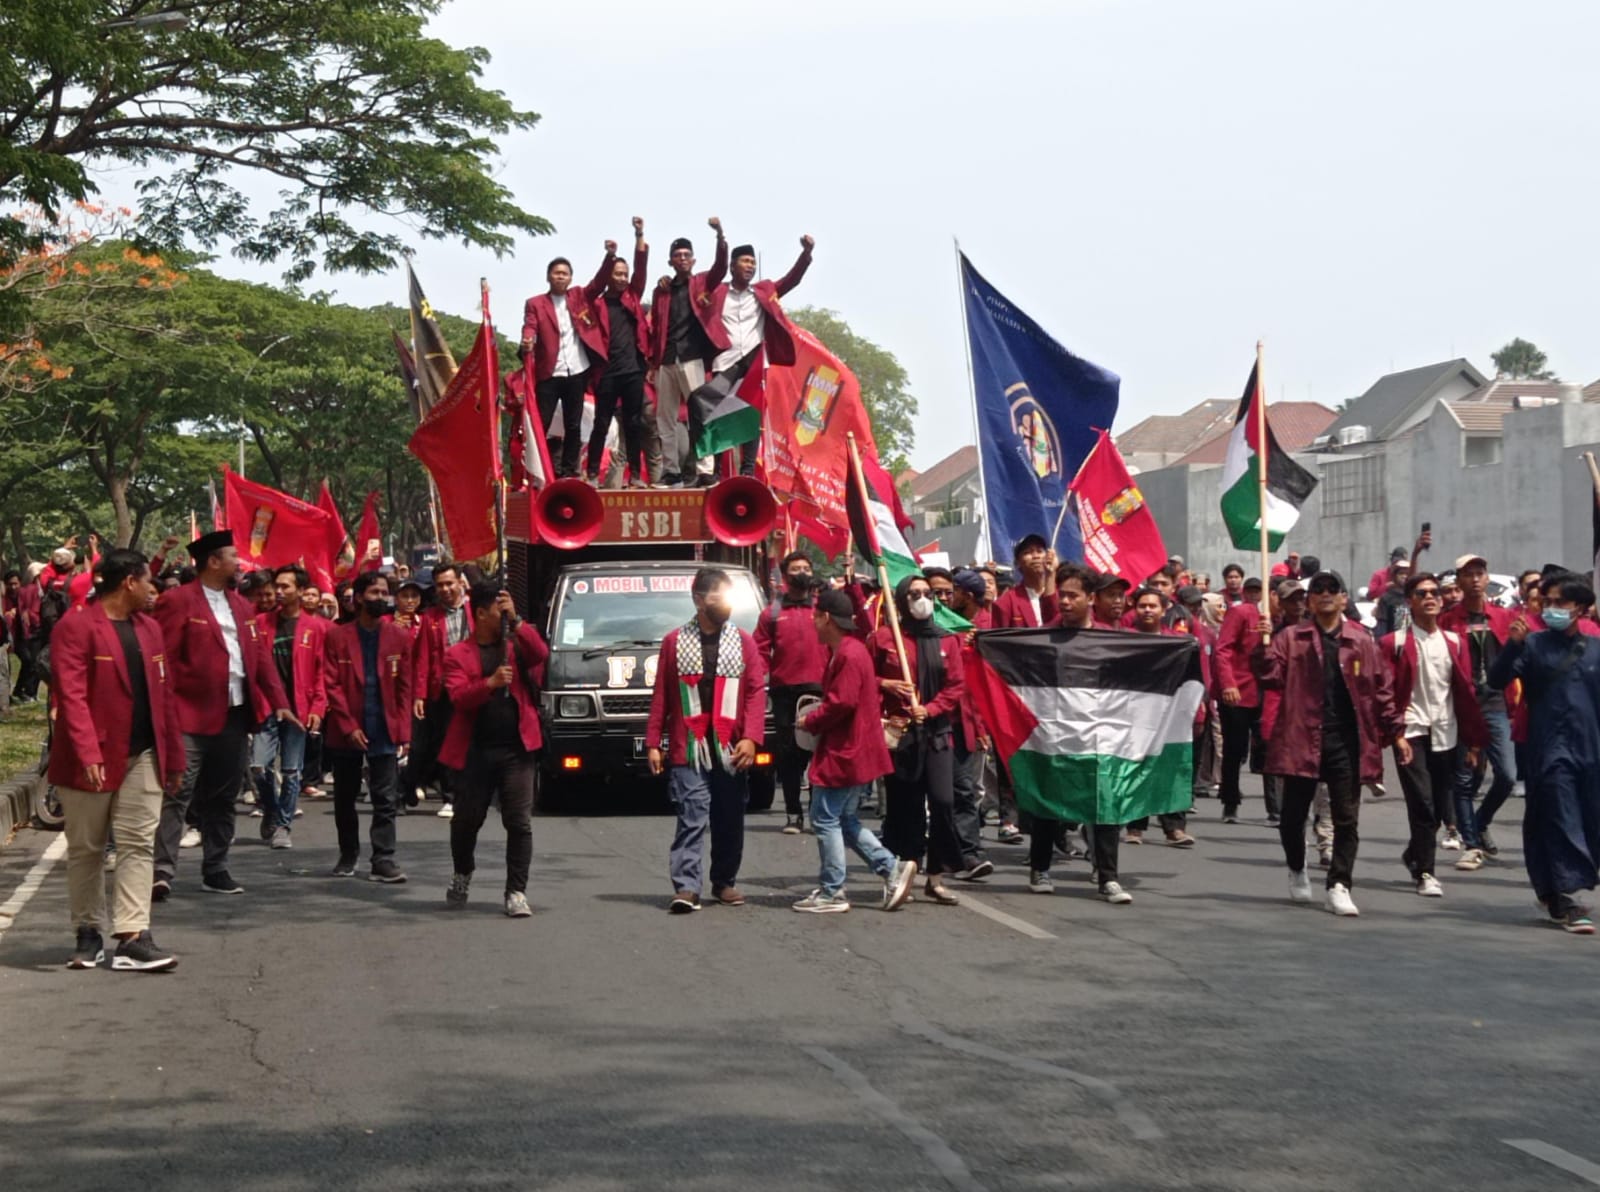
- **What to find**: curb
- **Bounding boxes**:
[0,771,38,847]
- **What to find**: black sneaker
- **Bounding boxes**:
[445,872,470,908]
[112,931,178,972]
[331,855,358,877]
[369,858,407,884]
[151,878,171,902]
[67,926,104,970]
[201,871,244,895]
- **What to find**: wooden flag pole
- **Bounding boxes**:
[1256,340,1272,644]
[1583,450,1600,496]
[848,432,918,706]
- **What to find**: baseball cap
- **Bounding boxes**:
[1176,584,1203,606]
[1092,572,1132,594]
[1453,553,1488,572]
[1276,579,1306,600]
[1012,533,1048,557]
[1307,571,1346,595]
[815,588,858,630]
[1241,575,1264,591]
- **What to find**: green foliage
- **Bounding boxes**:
[787,306,917,475]
[1490,337,1556,381]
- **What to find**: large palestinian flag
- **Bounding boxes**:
[1219,359,1317,551]
[969,628,1204,824]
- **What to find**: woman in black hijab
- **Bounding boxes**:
[870,574,967,903]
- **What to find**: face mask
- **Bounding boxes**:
[1544,607,1574,631]
[363,598,391,619]
[908,596,934,621]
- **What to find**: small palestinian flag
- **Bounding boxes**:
[1219,359,1317,551]
[969,628,1204,824]
[691,349,764,458]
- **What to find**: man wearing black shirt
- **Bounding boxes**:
[585,220,651,488]
[648,217,727,486]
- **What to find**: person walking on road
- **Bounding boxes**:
[792,590,918,914]
[439,584,549,917]
[52,549,186,970]
[251,565,328,850]
[405,561,472,818]
[755,551,826,834]
[647,568,767,914]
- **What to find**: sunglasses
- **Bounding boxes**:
[1412,587,1441,599]
[1308,582,1342,596]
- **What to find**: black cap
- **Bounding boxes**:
[1307,570,1346,594]
[730,243,755,260]
[187,529,234,563]
[1242,575,1264,591]
[815,589,857,630]
[1176,585,1203,606]
[670,237,693,254]
[1013,533,1048,558]
[1092,572,1132,594]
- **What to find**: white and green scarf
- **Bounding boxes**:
[677,620,746,772]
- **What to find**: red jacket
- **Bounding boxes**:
[1214,600,1267,707]
[323,619,414,752]
[646,625,766,767]
[48,605,186,791]
[1437,601,1515,646]
[1379,625,1489,750]
[869,626,965,724]
[1252,618,1404,783]
[585,245,650,380]
[754,598,826,689]
[992,584,1058,629]
[647,239,729,367]
[257,609,330,724]
[520,288,607,383]
[155,580,287,735]
[702,247,812,368]
[7,581,41,638]
[438,623,549,768]
[412,601,475,703]
[955,606,992,749]
[803,635,892,787]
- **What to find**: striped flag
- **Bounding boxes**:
[969,628,1204,824]
[1219,358,1317,551]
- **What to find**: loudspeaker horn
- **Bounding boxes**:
[704,476,778,547]
[531,478,604,550]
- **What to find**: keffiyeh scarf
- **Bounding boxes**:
[677,621,746,772]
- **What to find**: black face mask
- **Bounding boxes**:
[363,598,392,619]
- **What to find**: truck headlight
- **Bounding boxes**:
[557,695,595,718]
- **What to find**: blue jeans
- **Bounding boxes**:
[811,784,896,896]
[251,717,307,832]
[668,765,747,894]
[1453,696,1514,848]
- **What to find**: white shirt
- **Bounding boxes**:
[550,293,591,378]
[204,583,247,706]
[1026,586,1042,626]
[1403,625,1457,749]
[712,284,765,374]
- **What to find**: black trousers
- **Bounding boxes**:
[738,434,759,477]
[154,704,252,881]
[1219,703,1260,813]
[537,373,589,478]
[590,371,645,482]
[1029,818,1120,884]
[401,695,455,802]
[952,737,988,867]
[12,635,42,700]
[332,750,399,863]
[1396,732,1459,880]
[770,685,818,817]
[452,745,536,893]
[1279,727,1361,888]
[882,734,963,876]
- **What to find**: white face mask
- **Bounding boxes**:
[908,596,934,621]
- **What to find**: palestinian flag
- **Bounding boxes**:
[691,349,765,458]
[846,445,970,632]
[970,628,1204,824]
[1219,359,1317,551]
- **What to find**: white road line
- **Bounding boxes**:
[1503,1139,1600,1185]
[891,991,1165,1142]
[0,833,68,946]
[802,1045,988,1192]
[953,890,1058,940]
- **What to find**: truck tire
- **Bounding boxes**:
[746,769,776,813]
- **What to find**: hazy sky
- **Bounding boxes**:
[168,0,1600,470]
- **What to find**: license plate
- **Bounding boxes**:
[632,737,648,758]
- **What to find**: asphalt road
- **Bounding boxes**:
[2,773,1598,1192]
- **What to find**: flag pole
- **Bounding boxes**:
[848,432,918,707]
[1256,340,1271,644]
[1051,428,1104,550]
[953,238,992,565]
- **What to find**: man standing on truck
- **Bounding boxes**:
[647,218,727,487]
[755,550,826,834]
[647,568,767,913]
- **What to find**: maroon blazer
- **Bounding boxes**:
[49,605,186,791]
[155,580,287,735]
[647,238,729,367]
[1379,626,1489,750]
[954,605,992,749]
[257,609,329,723]
[992,584,1059,629]
[1252,619,1404,783]
[803,635,892,787]
[702,247,812,368]
[754,599,826,689]
[412,601,475,703]
[645,626,766,768]
[437,623,549,768]
[9,581,41,638]
[1438,601,1516,646]
[869,626,965,724]
[584,245,650,381]
[1213,600,1266,707]
[520,289,607,383]
[323,620,414,752]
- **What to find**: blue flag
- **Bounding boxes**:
[961,253,1120,562]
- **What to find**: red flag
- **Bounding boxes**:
[505,363,555,492]
[207,477,225,532]
[788,501,848,558]
[407,304,503,560]
[223,468,337,588]
[1070,429,1168,583]
[318,480,356,585]
[355,491,382,572]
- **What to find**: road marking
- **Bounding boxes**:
[0,833,69,945]
[1504,1139,1600,1185]
[891,991,1164,1141]
[802,1045,988,1192]
[953,890,1058,940]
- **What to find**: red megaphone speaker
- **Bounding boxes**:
[531,478,604,550]
[704,476,778,547]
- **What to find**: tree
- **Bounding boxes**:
[0,0,547,299]
[1491,338,1556,381]
[787,306,918,475]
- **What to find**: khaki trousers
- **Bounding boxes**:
[653,360,713,479]
[61,751,163,935]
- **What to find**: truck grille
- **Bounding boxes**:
[599,693,653,716]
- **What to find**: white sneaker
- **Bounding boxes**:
[882,860,917,911]
[1417,873,1444,897]
[1511,781,1526,799]
[179,827,201,849]
[1441,829,1462,851]
[793,889,850,914]
[1028,869,1054,894]
[1326,882,1360,916]
[1099,880,1133,905]
[1288,869,1313,903]
[1455,848,1485,871]
[436,803,454,819]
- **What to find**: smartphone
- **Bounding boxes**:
[1421,521,1431,534]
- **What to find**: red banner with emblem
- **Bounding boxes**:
[1069,430,1167,583]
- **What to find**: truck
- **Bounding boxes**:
[504,482,779,811]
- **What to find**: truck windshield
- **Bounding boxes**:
[552,571,764,649]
